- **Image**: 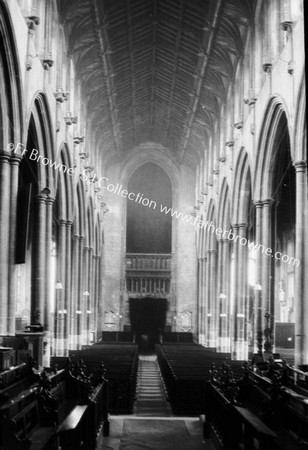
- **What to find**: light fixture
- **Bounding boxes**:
[55,281,63,290]
[83,290,90,296]
[254,283,262,291]
[219,293,227,299]
[76,310,82,314]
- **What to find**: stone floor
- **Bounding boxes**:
[100,354,215,450]
[100,416,215,450]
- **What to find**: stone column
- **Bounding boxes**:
[294,161,307,365]
[56,219,67,355]
[205,250,211,345]
[208,248,217,347]
[87,246,93,344]
[82,246,90,344]
[231,224,239,358]
[217,239,224,350]
[8,154,22,334]
[64,221,72,353]
[238,223,248,359]
[71,235,80,349]
[33,189,51,325]
[200,256,207,345]
[222,238,230,352]
[254,201,263,353]
[0,152,11,334]
[197,258,202,344]
[93,255,99,341]
[43,195,54,366]
[77,237,84,349]
[261,199,274,353]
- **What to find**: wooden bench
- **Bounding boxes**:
[57,404,88,450]
[0,390,56,449]
[156,343,244,415]
[65,344,138,414]
[234,405,277,450]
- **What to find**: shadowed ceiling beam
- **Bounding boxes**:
[150,0,158,129]
[89,0,120,153]
[179,0,224,161]
[126,0,138,141]
[162,0,187,139]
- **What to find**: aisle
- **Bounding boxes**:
[101,354,214,450]
[101,416,212,450]
[134,354,172,417]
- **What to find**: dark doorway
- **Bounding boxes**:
[129,298,167,351]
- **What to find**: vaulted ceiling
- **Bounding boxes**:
[57,0,254,167]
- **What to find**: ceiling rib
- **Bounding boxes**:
[126,0,138,142]
[150,0,158,130]
[179,0,224,161]
[89,0,121,153]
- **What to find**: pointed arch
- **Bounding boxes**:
[0,0,23,146]
[232,148,252,224]
[254,97,291,201]
[218,178,231,231]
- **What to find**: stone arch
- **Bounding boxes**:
[293,70,306,162]
[54,144,74,222]
[206,198,217,250]
[76,181,86,239]
[0,0,23,335]
[118,144,180,191]
[254,97,292,200]
[0,0,23,146]
[26,93,55,193]
[232,148,252,224]
[218,178,231,231]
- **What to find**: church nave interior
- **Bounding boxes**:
[0,0,307,449]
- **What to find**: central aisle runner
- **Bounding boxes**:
[101,417,212,450]
[100,355,214,449]
[134,354,172,417]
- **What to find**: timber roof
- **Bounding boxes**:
[57,0,254,167]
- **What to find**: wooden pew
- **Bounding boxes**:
[237,364,308,449]
[156,343,243,415]
[57,405,88,450]
[0,358,109,450]
[234,405,277,450]
[0,386,57,449]
[65,344,138,414]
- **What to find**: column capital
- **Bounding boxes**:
[262,198,275,207]
[0,151,11,162]
[36,187,52,203]
[238,223,248,229]
[45,196,55,205]
[293,160,307,172]
[59,219,68,226]
[208,249,217,255]
[9,154,23,165]
[254,200,263,208]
